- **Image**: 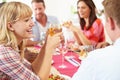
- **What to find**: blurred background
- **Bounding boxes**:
[0,0,104,23]
[0,0,112,43]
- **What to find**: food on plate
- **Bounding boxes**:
[68,43,80,52]
[79,49,87,60]
[49,74,71,80]
[24,47,40,63]
[49,74,65,80]
[26,46,40,54]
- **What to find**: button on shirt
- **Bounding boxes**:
[32,15,59,41]
[72,38,120,80]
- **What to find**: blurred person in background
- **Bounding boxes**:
[0,2,62,80]
[31,0,59,42]
[26,0,60,46]
[63,0,105,46]
[71,0,120,79]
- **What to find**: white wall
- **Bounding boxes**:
[3,0,104,23]
[4,0,75,22]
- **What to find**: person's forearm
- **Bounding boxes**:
[78,31,91,45]
[31,43,54,80]
[73,31,82,45]
[73,28,91,45]
[31,44,45,75]
[38,46,54,80]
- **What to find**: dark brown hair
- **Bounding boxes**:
[77,0,97,30]
[31,0,45,8]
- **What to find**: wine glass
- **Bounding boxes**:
[66,38,76,58]
[48,24,68,68]
[79,45,95,60]
[58,43,68,68]
[40,31,46,45]
[48,24,62,36]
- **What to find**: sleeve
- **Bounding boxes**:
[88,19,105,44]
[0,47,40,80]
[71,52,97,80]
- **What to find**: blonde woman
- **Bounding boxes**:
[0,2,62,80]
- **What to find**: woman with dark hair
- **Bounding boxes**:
[63,0,105,46]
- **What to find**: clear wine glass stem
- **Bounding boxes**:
[59,44,67,68]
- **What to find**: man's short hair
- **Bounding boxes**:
[31,0,45,7]
[103,0,120,26]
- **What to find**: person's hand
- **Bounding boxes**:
[62,21,78,32]
[46,32,63,50]
[96,42,110,49]
[62,21,72,28]
[62,21,75,31]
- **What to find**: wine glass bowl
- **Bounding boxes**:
[48,24,62,36]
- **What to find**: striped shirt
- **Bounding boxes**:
[0,45,40,80]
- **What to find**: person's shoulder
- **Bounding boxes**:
[47,15,59,24]
[0,45,13,54]
[95,18,102,23]
[0,45,7,49]
[87,46,110,58]
[93,18,103,26]
[47,15,58,20]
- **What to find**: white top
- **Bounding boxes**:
[71,38,120,80]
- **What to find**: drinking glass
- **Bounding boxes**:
[67,39,76,58]
[58,43,68,68]
[48,24,68,68]
[79,45,95,60]
[40,31,46,45]
[48,24,62,36]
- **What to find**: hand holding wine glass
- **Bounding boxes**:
[48,24,62,36]
[48,24,68,68]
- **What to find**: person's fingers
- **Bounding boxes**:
[96,43,103,49]
[96,42,110,49]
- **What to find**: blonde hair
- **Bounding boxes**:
[0,2,32,58]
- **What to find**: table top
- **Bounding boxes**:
[52,51,81,77]
[25,45,82,78]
